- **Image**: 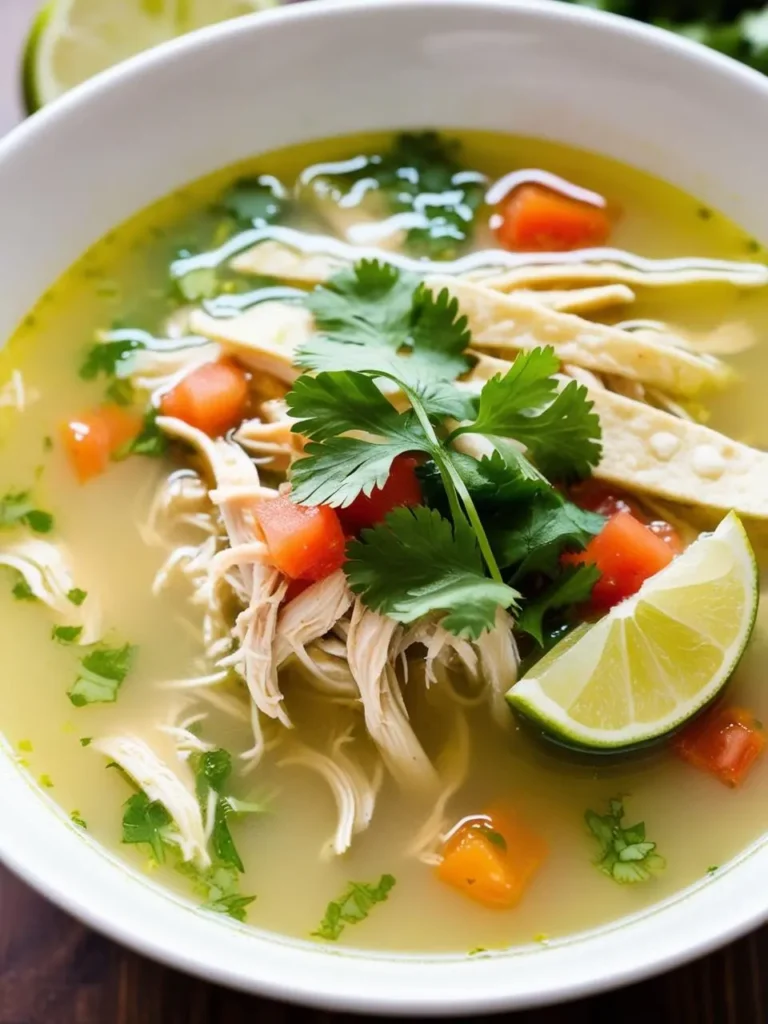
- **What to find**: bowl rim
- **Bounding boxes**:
[3,0,768,1013]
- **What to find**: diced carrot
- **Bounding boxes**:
[338,455,422,534]
[436,807,547,909]
[675,706,766,787]
[254,495,346,581]
[61,405,142,483]
[495,184,611,252]
[160,360,249,437]
[564,510,675,609]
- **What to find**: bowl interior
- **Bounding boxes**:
[0,0,767,1012]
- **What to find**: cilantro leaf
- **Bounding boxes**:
[52,625,83,645]
[586,797,665,884]
[516,564,600,645]
[192,748,248,873]
[177,862,256,922]
[490,498,605,579]
[0,491,54,534]
[122,792,173,864]
[11,574,37,601]
[312,873,396,941]
[346,507,520,639]
[176,266,219,302]
[299,262,471,387]
[113,409,168,460]
[105,377,135,407]
[67,588,87,606]
[68,643,136,707]
[287,371,430,508]
[451,348,602,480]
[221,175,286,226]
[80,335,145,380]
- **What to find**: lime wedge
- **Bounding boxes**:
[507,512,759,750]
[23,0,279,111]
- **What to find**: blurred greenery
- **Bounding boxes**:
[564,0,768,72]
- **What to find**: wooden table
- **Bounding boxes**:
[0,3,765,1020]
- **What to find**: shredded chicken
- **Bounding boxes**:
[0,538,101,643]
[93,735,210,868]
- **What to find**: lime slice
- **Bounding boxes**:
[507,512,759,750]
[23,0,279,111]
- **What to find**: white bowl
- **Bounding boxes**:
[1,0,767,1012]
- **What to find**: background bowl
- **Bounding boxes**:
[0,0,767,1013]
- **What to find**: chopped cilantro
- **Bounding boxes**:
[483,828,507,851]
[586,797,665,884]
[52,625,83,645]
[490,498,605,579]
[17,739,33,753]
[516,564,600,645]
[79,737,92,747]
[42,435,53,452]
[39,774,54,789]
[468,947,488,956]
[70,810,87,829]
[221,174,287,226]
[178,861,256,923]
[105,377,135,406]
[176,266,219,302]
[312,874,396,941]
[346,508,519,640]
[113,409,167,460]
[0,491,54,534]
[11,575,37,601]
[80,335,145,380]
[191,748,258,873]
[122,791,173,864]
[321,133,486,258]
[68,643,136,707]
[67,588,88,607]
[707,865,719,875]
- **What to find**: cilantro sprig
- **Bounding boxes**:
[68,643,136,707]
[0,491,54,534]
[288,260,603,638]
[312,874,396,941]
[586,797,665,884]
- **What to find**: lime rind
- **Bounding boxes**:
[507,512,759,750]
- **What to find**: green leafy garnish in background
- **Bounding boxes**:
[51,624,83,645]
[312,874,396,941]
[586,797,665,884]
[122,791,174,863]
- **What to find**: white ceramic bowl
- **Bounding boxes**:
[1,0,768,1012]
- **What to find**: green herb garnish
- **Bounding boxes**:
[66,588,88,607]
[113,409,167,460]
[0,491,54,534]
[516,564,600,645]
[191,748,263,874]
[11,575,37,601]
[52,625,83,645]
[68,643,136,707]
[80,334,145,380]
[177,861,257,923]
[312,874,396,941]
[221,174,287,226]
[586,797,665,884]
[71,810,87,829]
[79,737,92,747]
[122,791,174,863]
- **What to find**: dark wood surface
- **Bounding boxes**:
[0,2,766,1020]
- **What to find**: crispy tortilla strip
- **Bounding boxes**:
[591,388,768,518]
[189,301,312,383]
[231,240,348,286]
[628,322,756,357]
[511,283,635,313]
[427,275,733,398]
[467,259,768,292]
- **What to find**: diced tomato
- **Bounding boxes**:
[675,706,766,787]
[254,495,346,581]
[282,577,312,604]
[437,807,547,909]
[569,479,641,519]
[338,455,422,534]
[61,405,143,483]
[495,184,611,252]
[160,360,249,437]
[565,510,675,609]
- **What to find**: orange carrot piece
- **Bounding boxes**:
[437,807,547,909]
[564,510,675,610]
[61,406,142,483]
[254,495,346,581]
[160,360,249,437]
[495,184,611,252]
[676,706,766,787]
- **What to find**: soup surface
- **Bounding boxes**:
[1,130,768,954]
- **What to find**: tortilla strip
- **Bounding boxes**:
[427,275,733,398]
[590,388,768,519]
[467,260,768,292]
[510,284,635,314]
[231,241,348,286]
[189,301,312,383]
